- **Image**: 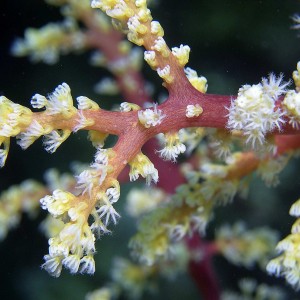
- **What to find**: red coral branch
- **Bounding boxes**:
[186,233,220,300]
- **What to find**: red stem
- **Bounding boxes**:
[186,233,220,300]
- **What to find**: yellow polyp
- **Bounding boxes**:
[62,107,78,119]
[164,132,180,145]
[77,97,100,110]
[152,37,169,58]
[107,5,134,22]
[189,78,207,93]
[129,152,155,180]
[176,56,188,67]
[125,8,135,19]
[293,72,300,90]
[120,102,141,112]
[147,60,157,69]
[159,49,169,58]
[157,65,173,84]
[96,190,106,202]
[186,104,203,118]
[0,96,34,137]
[0,137,10,167]
[283,90,300,122]
[164,75,174,84]
[127,32,144,46]
[106,148,116,159]
[0,98,11,117]
[74,111,95,132]
[135,23,148,35]
[291,219,300,234]
[110,179,120,192]
[60,129,72,142]
[88,130,109,148]
[144,50,157,69]
[136,8,152,23]
[292,61,300,90]
[19,112,33,128]
[43,129,72,153]
[0,97,16,117]
[172,45,190,67]
[151,21,164,37]
[0,137,10,150]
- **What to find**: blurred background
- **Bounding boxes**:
[0,0,300,299]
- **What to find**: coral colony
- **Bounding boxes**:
[1,0,300,299]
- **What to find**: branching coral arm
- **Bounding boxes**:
[2,0,300,285]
